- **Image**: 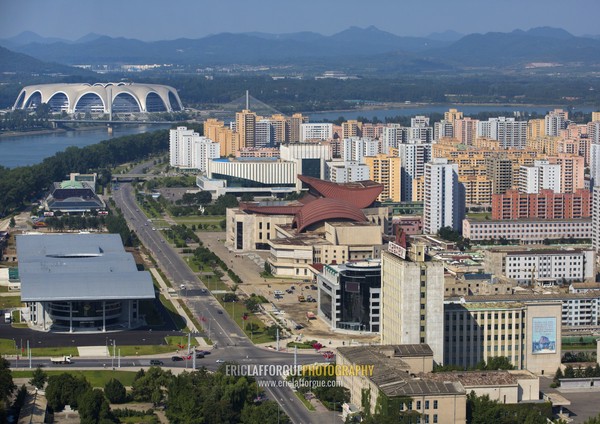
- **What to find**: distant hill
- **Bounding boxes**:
[0,45,94,76]
[2,27,599,72]
[425,27,600,67]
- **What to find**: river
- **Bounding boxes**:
[307,104,598,121]
[0,124,171,168]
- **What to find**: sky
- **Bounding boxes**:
[0,0,599,41]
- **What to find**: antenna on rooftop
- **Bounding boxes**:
[246,90,249,110]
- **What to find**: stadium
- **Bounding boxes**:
[12,82,183,115]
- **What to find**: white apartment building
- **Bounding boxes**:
[423,158,465,234]
[484,248,596,285]
[545,109,569,136]
[590,143,600,188]
[434,120,454,141]
[380,124,407,152]
[342,137,379,162]
[169,126,220,172]
[462,218,593,243]
[593,187,600,253]
[255,119,274,148]
[477,117,527,149]
[300,123,333,141]
[588,122,600,144]
[326,161,370,183]
[398,143,432,202]
[280,143,332,185]
[518,160,562,193]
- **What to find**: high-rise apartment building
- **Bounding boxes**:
[342,137,379,163]
[486,156,514,195]
[590,143,600,188]
[169,126,220,172]
[381,124,407,152]
[409,116,433,143]
[423,158,465,234]
[592,112,600,122]
[300,123,333,142]
[342,120,363,139]
[545,109,569,136]
[381,243,445,364]
[434,120,454,141]
[444,108,463,123]
[593,186,600,253]
[527,118,546,140]
[364,154,401,202]
[398,143,432,202]
[235,109,257,148]
[547,154,585,193]
[255,119,274,148]
[478,117,527,149]
[518,160,562,194]
[454,118,479,146]
[287,113,308,143]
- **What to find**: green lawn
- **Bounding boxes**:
[0,339,78,357]
[0,285,9,292]
[0,296,23,309]
[294,391,316,411]
[466,212,491,221]
[118,415,158,424]
[12,370,138,387]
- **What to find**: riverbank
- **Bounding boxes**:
[0,128,66,138]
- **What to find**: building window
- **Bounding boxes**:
[433,414,438,423]
[433,400,438,409]
[416,401,421,410]
[425,400,430,409]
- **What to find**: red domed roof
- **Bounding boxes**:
[293,198,367,232]
[298,175,383,208]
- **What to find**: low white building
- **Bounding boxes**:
[463,218,593,243]
[484,247,596,285]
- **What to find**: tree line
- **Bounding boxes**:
[0,129,169,216]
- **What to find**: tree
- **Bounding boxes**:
[45,373,91,411]
[245,297,261,313]
[104,379,127,404]
[0,358,16,405]
[552,367,563,387]
[78,388,117,424]
[240,400,290,424]
[564,365,575,379]
[29,366,47,390]
[9,217,15,228]
[475,356,514,371]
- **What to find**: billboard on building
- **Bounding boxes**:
[532,317,557,354]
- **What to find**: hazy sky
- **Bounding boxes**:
[1,0,598,41]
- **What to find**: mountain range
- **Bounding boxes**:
[1,26,600,74]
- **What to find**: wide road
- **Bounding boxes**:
[112,162,341,424]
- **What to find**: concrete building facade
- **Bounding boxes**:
[423,158,465,234]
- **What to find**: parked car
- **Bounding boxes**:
[216,359,225,363]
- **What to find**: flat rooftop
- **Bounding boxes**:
[17,233,155,302]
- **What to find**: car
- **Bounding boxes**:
[150,360,164,366]
[285,289,293,294]
[195,353,204,359]
[144,223,148,226]
[305,285,310,290]
[273,290,283,295]
[216,359,225,363]
[200,350,211,355]
[290,286,296,290]
[171,356,184,362]
[152,227,156,231]
[310,285,317,290]
[310,298,317,302]
[217,310,223,314]
[294,324,304,330]
[200,288,208,294]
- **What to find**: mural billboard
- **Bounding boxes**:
[532,317,557,354]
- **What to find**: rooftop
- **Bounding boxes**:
[337,345,463,397]
[426,370,536,387]
[17,234,155,302]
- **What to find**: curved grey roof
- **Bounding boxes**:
[13,82,183,114]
